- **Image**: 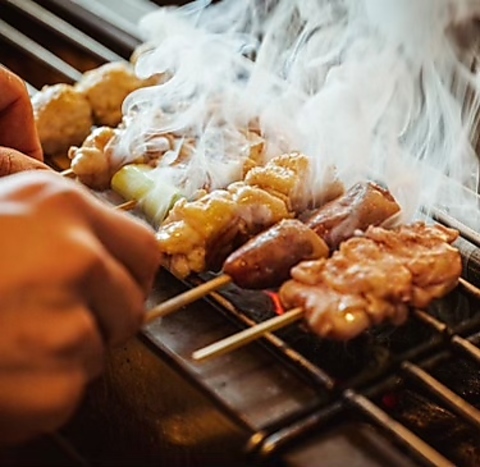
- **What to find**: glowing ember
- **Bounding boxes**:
[264,290,286,315]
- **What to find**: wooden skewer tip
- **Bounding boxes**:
[191,307,304,362]
[115,199,138,211]
[60,168,75,177]
[144,274,233,324]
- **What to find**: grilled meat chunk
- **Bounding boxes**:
[75,61,158,127]
[224,219,329,289]
[280,222,461,340]
[222,181,400,290]
[305,181,400,249]
[156,153,332,278]
[32,84,93,157]
[68,127,120,190]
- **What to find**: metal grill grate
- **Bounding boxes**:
[2,2,480,466]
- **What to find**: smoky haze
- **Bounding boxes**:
[113,0,480,228]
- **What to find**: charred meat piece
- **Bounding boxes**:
[156,153,330,278]
[222,180,400,290]
[224,219,329,289]
[305,181,401,250]
[280,222,461,341]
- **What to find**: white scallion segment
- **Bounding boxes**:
[111,164,183,226]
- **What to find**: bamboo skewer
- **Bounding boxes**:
[144,274,233,323]
[60,167,138,211]
[189,276,480,363]
[191,307,304,362]
[60,167,75,177]
[115,199,137,211]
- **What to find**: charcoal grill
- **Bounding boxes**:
[2,1,480,466]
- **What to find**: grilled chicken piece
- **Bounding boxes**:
[68,127,120,190]
[364,222,460,309]
[157,181,293,278]
[280,222,461,341]
[244,152,343,212]
[305,181,401,250]
[156,153,320,278]
[75,61,158,127]
[32,84,93,157]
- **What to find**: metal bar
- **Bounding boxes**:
[65,0,157,39]
[458,277,480,300]
[412,309,449,334]
[451,335,480,363]
[344,389,455,467]
[0,19,83,82]
[413,309,480,365]
[402,361,480,430]
[431,207,480,248]
[204,288,337,390]
[4,0,124,62]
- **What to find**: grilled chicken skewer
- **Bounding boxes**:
[146,181,400,321]
[192,222,462,361]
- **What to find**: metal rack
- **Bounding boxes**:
[2,1,480,466]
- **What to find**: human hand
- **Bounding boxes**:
[0,171,160,445]
[0,66,47,174]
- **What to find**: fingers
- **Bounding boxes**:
[0,370,86,446]
[0,67,43,161]
[0,288,105,445]
[89,208,161,296]
[0,147,51,177]
[79,241,147,346]
[58,178,161,295]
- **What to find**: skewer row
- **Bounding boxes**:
[62,168,480,363]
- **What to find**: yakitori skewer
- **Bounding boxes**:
[191,307,303,361]
[146,182,401,319]
[190,222,463,362]
[143,274,233,323]
[192,290,477,363]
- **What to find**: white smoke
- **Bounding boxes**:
[114,0,480,227]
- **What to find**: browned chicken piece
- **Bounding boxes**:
[67,127,121,190]
[305,181,401,250]
[32,83,93,157]
[157,182,292,278]
[156,153,317,278]
[75,61,158,127]
[245,152,344,212]
[364,223,460,309]
[223,181,400,290]
[280,222,461,341]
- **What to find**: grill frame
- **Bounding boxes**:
[2,2,480,466]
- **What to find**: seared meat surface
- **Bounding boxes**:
[305,181,401,249]
[223,180,400,290]
[280,222,461,340]
[156,153,338,278]
[224,218,329,289]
